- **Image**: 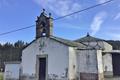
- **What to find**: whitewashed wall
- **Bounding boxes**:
[76,50,104,80]
[22,37,69,79]
[96,50,104,80]
[103,42,113,51]
[68,47,77,80]
[103,53,113,76]
[83,41,112,51]
[4,63,21,80]
[96,50,104,73]
[76,50,98,73]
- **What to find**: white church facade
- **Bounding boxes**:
[4,10,120,80]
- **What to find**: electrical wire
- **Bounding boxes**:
[53,0,114,20]
[0,25,35,36]
[0,0,114,36]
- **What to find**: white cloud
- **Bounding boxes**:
[97,0,109,3]
[114,12,120,20]
[33,0,81,17]
[90,12,107,35]
[57,24,86,30]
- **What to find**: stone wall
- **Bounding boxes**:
[105,77,120,80]
[80,73,98,80]
[20,75,36,80]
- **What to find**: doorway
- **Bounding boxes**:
[112,53,120,76]
[39,57,46,80]
[36,55,48,80]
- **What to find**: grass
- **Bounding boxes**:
[0,72,3,80]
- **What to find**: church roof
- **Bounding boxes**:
[50,36,85,47]
[75,33,104,42]
[50,36,99,50]
[23,36,88,50]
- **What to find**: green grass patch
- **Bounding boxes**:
[0,73,3,80]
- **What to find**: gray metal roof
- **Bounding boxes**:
[23,36,88,50]
[50,36,82,47]
[75,33,104,42]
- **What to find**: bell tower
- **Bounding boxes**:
[36,9,53,39]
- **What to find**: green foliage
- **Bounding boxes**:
[106,40,120,50]
[0,40,28,71]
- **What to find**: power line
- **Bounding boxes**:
[53,0,114,20]
[0,25,35,36]
[0,0,114,36]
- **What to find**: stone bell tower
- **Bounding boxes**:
[36,9,53,39]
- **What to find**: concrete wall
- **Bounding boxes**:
[103,53,113,76]
[96,50,104,80]
[83,41,112,51]
[76,50,98,80]
[22,37,69,79]
[4,63,21,80]
[77,50,98,73]
[76,50,104,80]
[103,42,113,51]
[68,47,77,80]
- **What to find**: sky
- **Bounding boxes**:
[0,0,120,43]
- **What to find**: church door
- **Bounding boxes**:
[39,57,46,80]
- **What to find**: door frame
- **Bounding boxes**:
[36,54,48,80]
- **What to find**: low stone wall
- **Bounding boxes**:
[80,73,98,80]
[20,75,36,80]
[105,77,120,80]
[20,76,68,80]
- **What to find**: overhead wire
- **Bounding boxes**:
[53,0,114,20]
[0,25,35,36]
[0,0,114,36]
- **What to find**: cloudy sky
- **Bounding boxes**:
[0,0,120,43]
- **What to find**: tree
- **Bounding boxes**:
[0,40,28,71]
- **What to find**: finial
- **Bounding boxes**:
[40,9,46,16]
[49,13,51,17]
[87,32,90,37]
[43,9,45,12]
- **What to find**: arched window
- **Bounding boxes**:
[41,21,46,27]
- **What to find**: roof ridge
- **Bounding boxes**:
[75,35,104,42]
[51,36,94,49]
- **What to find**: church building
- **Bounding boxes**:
[4,10,120,80]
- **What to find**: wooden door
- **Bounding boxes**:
[39,57,46,80]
